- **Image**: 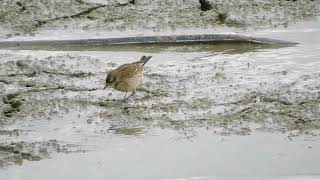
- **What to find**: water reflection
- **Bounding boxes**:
[0,42,285,54]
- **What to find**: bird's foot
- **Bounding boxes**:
[122,92,135,102]
[122,97,129,102]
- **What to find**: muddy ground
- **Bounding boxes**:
[1,39,320,168]
[0,0,320,178]
[0,0,320,36]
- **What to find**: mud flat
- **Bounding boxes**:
[0,0,320,36]
[0,2,320,179]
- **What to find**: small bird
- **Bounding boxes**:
[104,55,152,101]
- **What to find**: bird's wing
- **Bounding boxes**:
[116,63,139,79]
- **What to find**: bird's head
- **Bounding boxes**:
[104,71,116,89]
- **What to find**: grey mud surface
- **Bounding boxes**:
[0,1,320,179]
[1,18,320,172]
[0,0,320,35]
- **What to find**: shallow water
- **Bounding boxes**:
[0,17,320,179]
[0,42,283,53]
[1,130,320,180]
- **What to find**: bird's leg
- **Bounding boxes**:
[122,92,128,101]
[125,91,136,101]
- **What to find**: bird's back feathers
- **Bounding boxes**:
[115,55,152,79]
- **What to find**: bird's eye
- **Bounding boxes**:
[106,73,113,84]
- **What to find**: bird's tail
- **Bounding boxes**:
[138,55,152,66]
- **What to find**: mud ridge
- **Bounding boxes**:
[0,140,84,168]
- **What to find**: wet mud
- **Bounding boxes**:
[0,0,319,35]
[0,0,320,172]
[1,37,320,167]
[0,140,83,167]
